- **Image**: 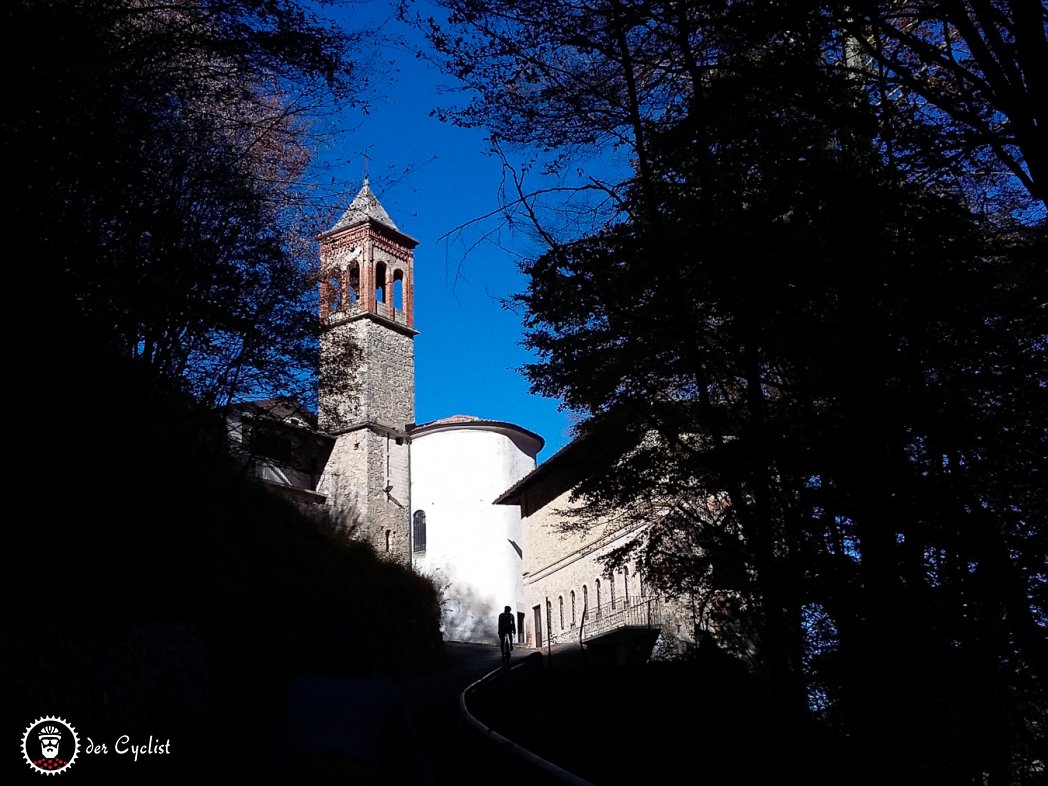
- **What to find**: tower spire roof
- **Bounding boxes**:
[330,178,399,232]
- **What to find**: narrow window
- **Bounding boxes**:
[329,274,343,312]
[348,262,360,302]
[595,579,602,618]
[624,566,630,603]
[639,570,646,598]
[610,576,616,609]
[582,585,588,621]
[559,596,564,630]
[378,262,388,302]
[570,590,576,627]
[412,510,426,552]
[393,269,404,311]
[385,529,391,553]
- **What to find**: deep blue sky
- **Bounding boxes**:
[313,0,577,460]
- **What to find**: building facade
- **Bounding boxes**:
[304,181,540,642]
[496,434,697,662]
[237,181,684,655]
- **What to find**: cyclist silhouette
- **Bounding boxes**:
[498,606,515,663]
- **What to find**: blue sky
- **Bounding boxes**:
[311,0,579,459]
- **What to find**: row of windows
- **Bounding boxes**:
[555,568,646,631]
[401,515,652,629]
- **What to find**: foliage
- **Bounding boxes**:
[418,0,1047,780]
[7,341,444,776]
[3,0,363,406]
[835,0,1048,203]
[3,4,448,775]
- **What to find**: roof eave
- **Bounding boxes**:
[317,216,420,249]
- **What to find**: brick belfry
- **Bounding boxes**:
[316,180,418,562]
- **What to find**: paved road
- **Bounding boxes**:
[394,642,574,786]
[198,641,580,786]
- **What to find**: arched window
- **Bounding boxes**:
[348,262,360,302]
[412,510,426,552]
[624,566,630,603]
[329,274,343,312]
[559,596,564,630]
[393,269,404,311]
[375,262,387,303]
[610,575,617,609]
[582,585,588,621]
[595,579,602,618]
[570,591,576,627]
[639,570,646,598]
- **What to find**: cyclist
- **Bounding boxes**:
[497,606,516,663]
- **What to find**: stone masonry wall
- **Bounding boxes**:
[319,318,414,433]
[317,316,414,563]
[359,318,414,429]
[522,490,643,646]
[318,423,411,563]
[522,489,695,653]
[318,320,366,431]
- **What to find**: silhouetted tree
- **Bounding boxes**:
[836,0,1048,202]
[4,0,363,406]
[417,0,1046,780]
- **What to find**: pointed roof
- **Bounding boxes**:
[330,179,398,232]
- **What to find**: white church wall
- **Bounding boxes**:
[410,422,539,643]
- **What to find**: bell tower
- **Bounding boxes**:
[316,180,417,562]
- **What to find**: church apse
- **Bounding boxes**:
[410,417,543,643]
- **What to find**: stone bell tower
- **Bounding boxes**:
[316,180,417,562]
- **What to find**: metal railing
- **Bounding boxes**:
[580,597,661,641]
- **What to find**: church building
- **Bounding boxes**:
[235,181,682,657]
[232,181,540,643]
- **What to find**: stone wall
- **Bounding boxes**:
[358,318,414,429]
[317,313,414,563]
[319,428,411,564]
[522,489,696,654]
[319,317,414,434]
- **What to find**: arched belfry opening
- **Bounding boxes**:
[348,262,360,303]
[393,269,404,313]
[375,261,387,304]
[315,178,419,564]
[329,273,343,313]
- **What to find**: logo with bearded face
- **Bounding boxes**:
[21,717,79,775]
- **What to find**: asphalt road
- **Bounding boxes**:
[395,642,578,786]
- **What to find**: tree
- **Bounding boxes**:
[837,0,1048,202]
[3,0,363,407]
[417,0,1046,779]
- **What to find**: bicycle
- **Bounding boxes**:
[499,632,513,664]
